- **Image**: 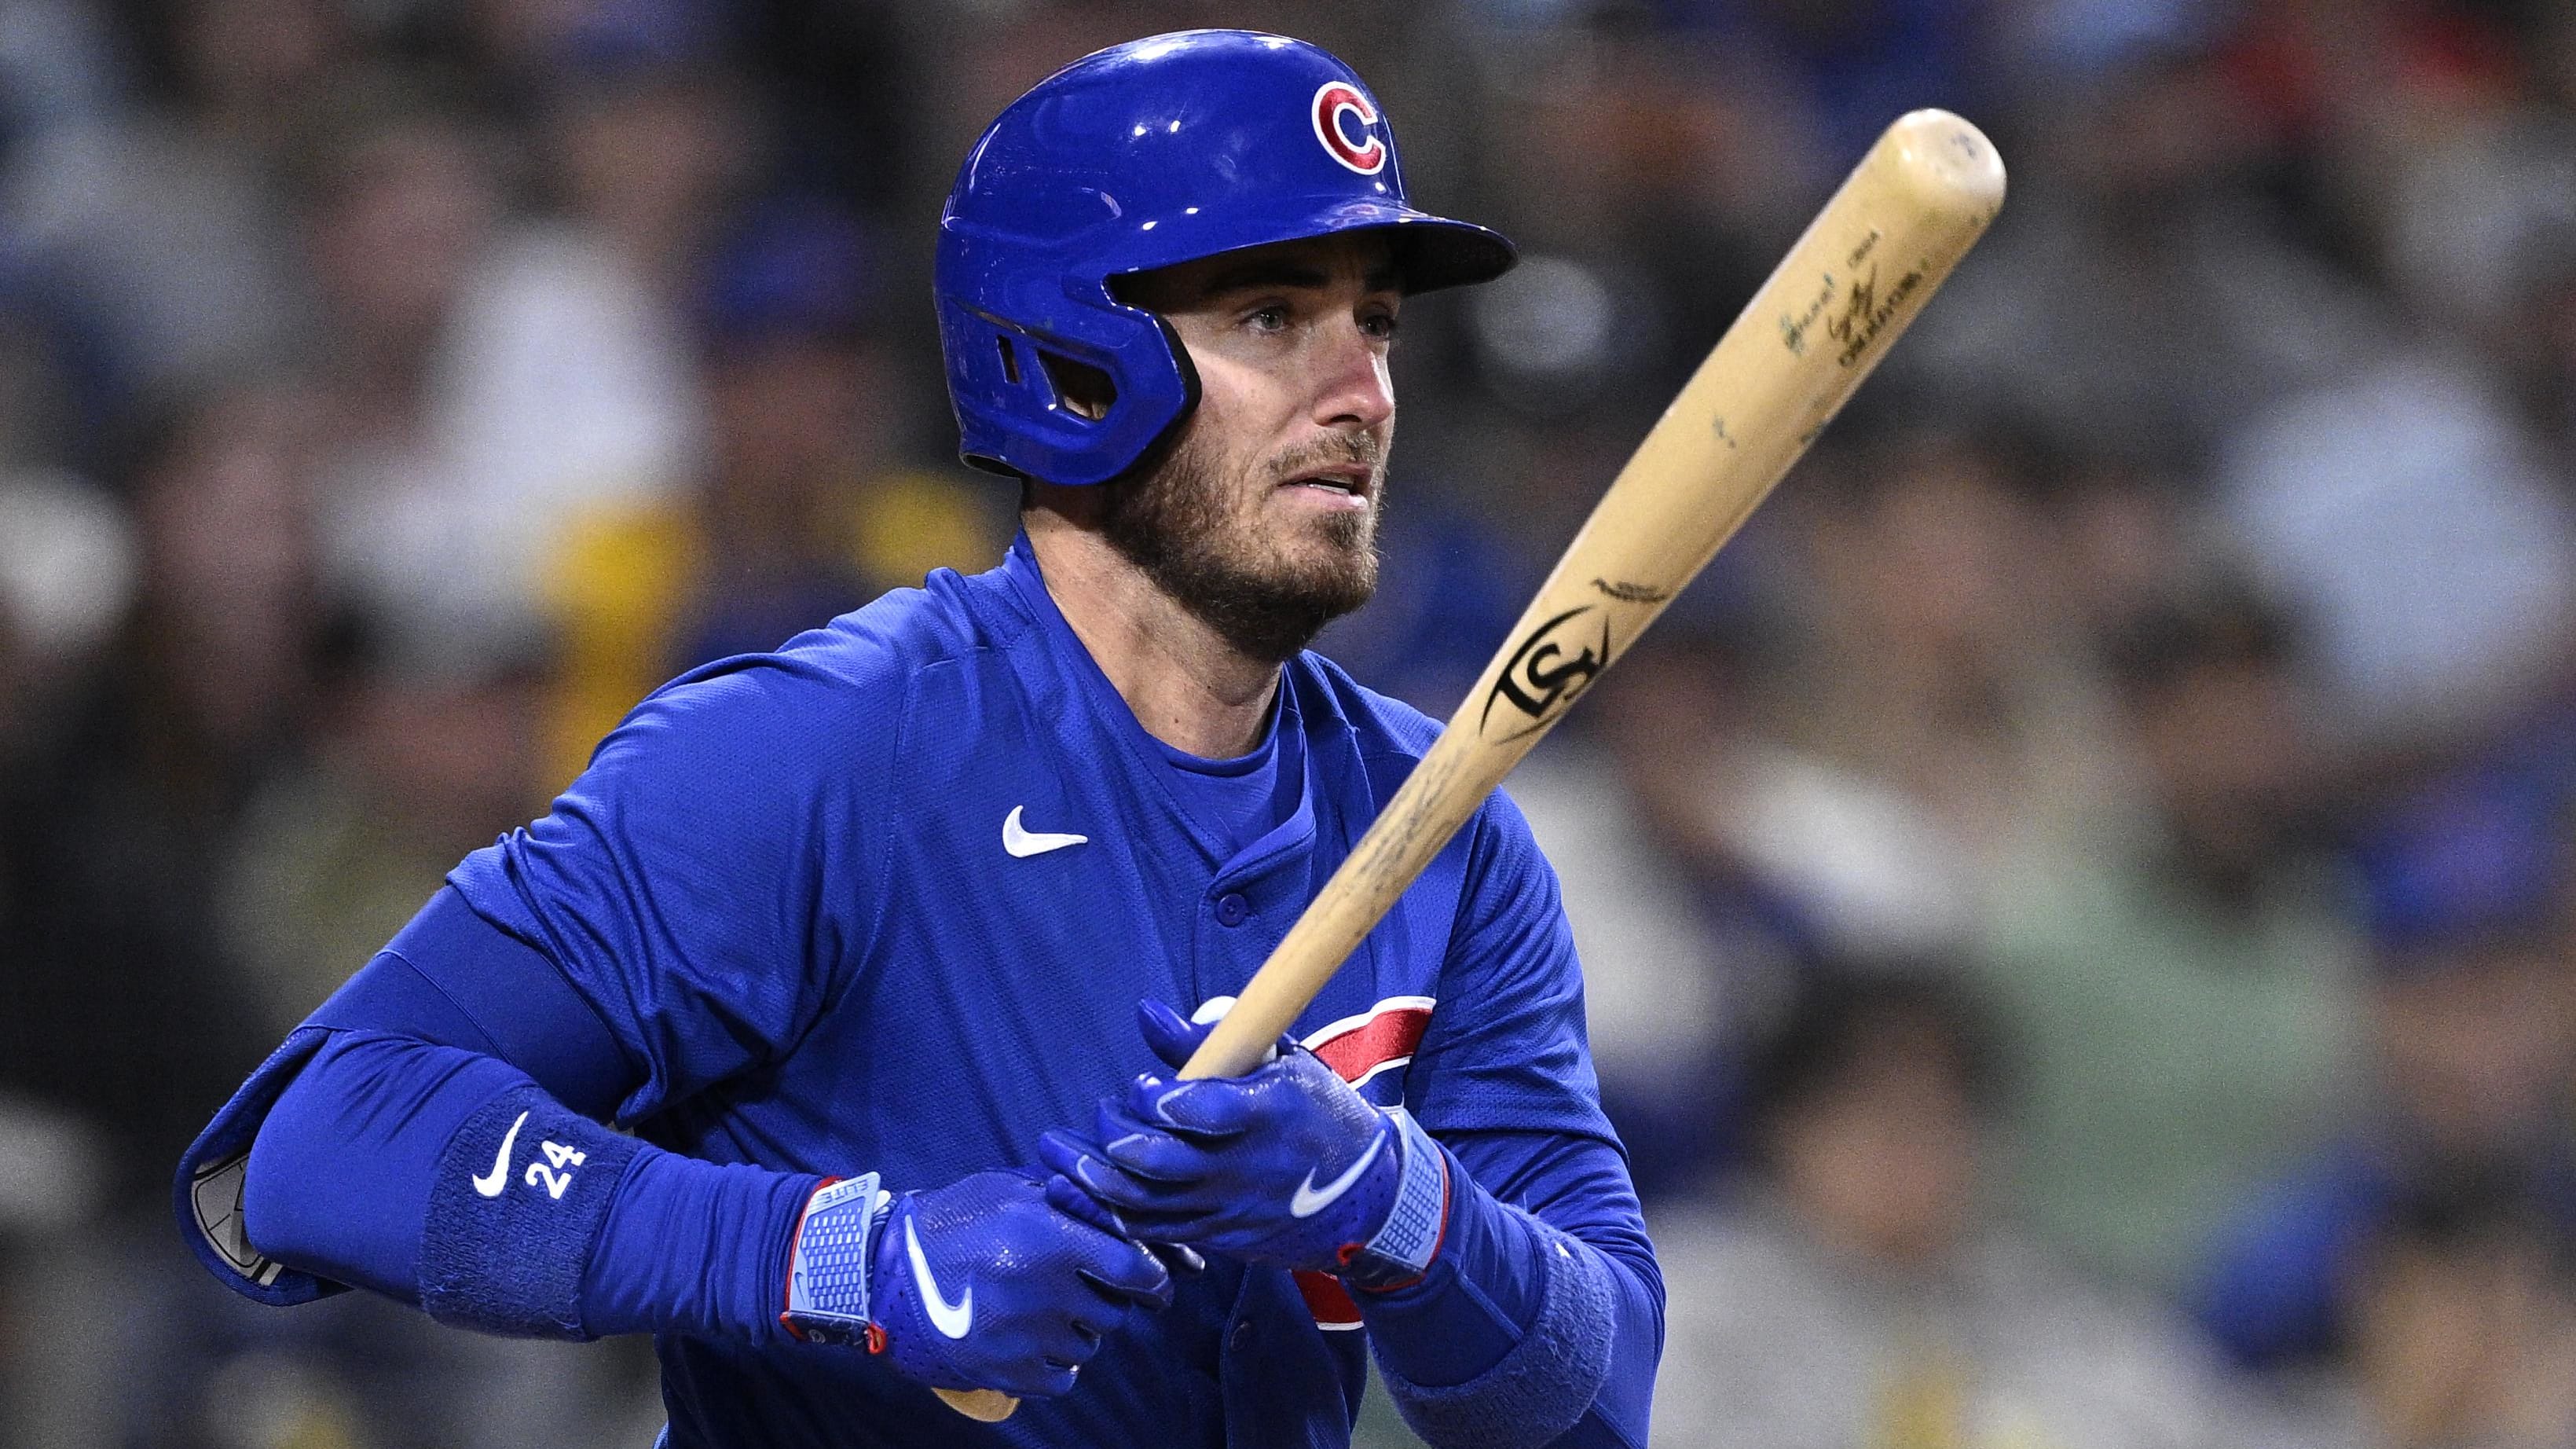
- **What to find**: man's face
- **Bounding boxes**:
[1101,233,1401,662]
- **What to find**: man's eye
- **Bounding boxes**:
[1244,305,1290,332]
[1361,311,1401,343]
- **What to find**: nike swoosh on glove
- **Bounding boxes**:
[782,1168,1172,1398]
[1039,1000,1449,1286]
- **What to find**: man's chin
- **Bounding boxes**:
[1266,530,1378,605]
[1171,548,1377,663]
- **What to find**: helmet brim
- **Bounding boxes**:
[1099,196,1516,298]
[1358,207,1519,295]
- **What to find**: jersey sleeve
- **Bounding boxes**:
[1361,789,1663,1448]
[1409,791,1650,1273]
[1409,789,1629,1161]
[448,651,896,1124]
[173,641,891,1327]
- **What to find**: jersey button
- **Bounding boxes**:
[1215,893,1251,927]
[1229,1320,1255,1352]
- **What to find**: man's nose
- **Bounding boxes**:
[1311,322,1394,432]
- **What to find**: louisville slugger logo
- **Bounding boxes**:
[1480,605,1610,740]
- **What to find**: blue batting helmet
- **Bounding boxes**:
[936,30,1516,487]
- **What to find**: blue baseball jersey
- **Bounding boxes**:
[182,535,1655,1447]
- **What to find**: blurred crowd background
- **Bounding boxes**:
[2,0,2574,1444]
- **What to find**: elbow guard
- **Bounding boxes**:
[179,1029,341,1307]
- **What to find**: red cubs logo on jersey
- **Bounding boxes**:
[1303,995,1432,1088]
[1310,81,1386,175]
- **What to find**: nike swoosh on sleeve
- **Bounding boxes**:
[471,1110,529,1198]
[906,1216,975,1338]
[1288,1129,1386,1219]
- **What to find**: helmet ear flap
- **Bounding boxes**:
[1064,314,1201,490]
[1035,351,1116,422]
[942,292,1202,486]
[970,312,1134,424]
[1028,317,1200,475]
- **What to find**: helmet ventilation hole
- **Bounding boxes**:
[995,336,1021,385]
[1039,352,1116,422]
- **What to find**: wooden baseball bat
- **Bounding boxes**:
[1182,109,2005,1080]
[940,108,2003,1425]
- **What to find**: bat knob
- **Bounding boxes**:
[935,1386,1021,1421]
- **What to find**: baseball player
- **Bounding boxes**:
[176,31,1662,1448]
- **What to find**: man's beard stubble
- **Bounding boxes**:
[1101,431,1383,664]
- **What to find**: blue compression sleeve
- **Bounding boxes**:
[581,1143,819,1340]
[348,887,639,1119]
[1358,1145,1662,1449]
[245,1032,815,1342]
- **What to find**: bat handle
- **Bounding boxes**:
[935,1386,1020,1421]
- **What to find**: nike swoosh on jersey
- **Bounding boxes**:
[1002,805,1088,857]
[1288,1128,1386,1219]
[471,1110,530,1198]
[905,1216,974,1338]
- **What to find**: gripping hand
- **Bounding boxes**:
[781,1168,1171,1398]
[1039,1000,1449,1286]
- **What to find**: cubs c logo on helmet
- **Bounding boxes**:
[1310,82,1386,175]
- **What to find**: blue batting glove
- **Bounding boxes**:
[1044,1172,1210,1278]
[1038,1000,1450,1287]
[780,1168,1172,1398]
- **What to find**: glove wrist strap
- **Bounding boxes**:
[1343,1109,1448,1291]
[781,1172,889,1347]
